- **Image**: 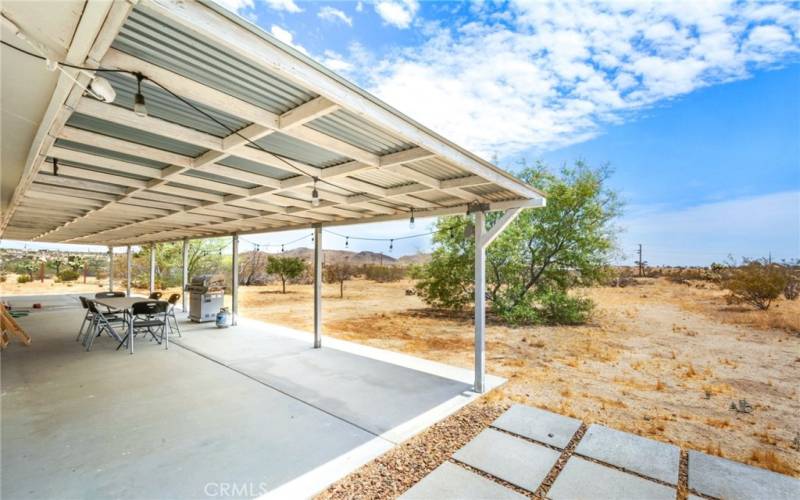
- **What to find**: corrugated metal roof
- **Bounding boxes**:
[66,113,207,157]
[350,169,412,189]
[253,132,348,168]
[103,72,248,137]
[54,138,167,169]
[305,109,414,156]
[408,157,469,181]
[217,156,294,181]
[113,7,317,115]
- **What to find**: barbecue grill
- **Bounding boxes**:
[186,275,225,322]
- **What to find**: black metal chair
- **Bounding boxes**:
[117,301,169,351]
[83,300,127,351]
[76,296,94,342]
[148,291,162,300]
[95,291,125,298]
[166,293,182,338]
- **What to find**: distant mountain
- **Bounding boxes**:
[271,247,427,265]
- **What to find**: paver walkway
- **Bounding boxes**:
[401,404,800,500]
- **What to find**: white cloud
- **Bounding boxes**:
[264,0,302,14]
[318,6,353,27]
[620,191,800,266]
[374,0,419,29]
[269,25,309,55]
[356,2,363,13]
[336,1,800,159]
[211,0,254,12]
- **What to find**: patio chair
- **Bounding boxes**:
[83,300,127,351]
[95,291,125,298]
[148,291,163,300]
[166,293,182,338]
[75,296,94,342]
[116,301,169,351]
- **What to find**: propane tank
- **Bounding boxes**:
[215,307,230,328]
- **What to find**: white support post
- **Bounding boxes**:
[126,245,132,297]
[108,246,114,292]
[149,243,156,295]
[473,207,523,393]
[182,238,189,312]
[231,234,239,326]
[473,211,486,393]
[313,224,322,348]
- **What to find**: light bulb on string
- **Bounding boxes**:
[345,236,349,249]
[281,244,284,253]
[389,239,394,253]
[311,178,320,207]
[133,73,148,117]
[409,208,415,229]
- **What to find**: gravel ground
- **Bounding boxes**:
[316,400,507,500]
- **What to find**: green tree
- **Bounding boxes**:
[324,261,356,298]
[266,256,306,293]
[414,161,622,325]
[47,256,67,275]
[134,239,228,288]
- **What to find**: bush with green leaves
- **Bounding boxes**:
[414,161,621,325]
[57,269,80,282]
[16,275,32,284]
[722,260,788,310]
[361,264,407,282]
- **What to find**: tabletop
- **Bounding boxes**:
[91,296,148,310]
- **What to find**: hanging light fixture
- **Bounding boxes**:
[311,178,320,207]
[52,158,59,176]
[281,244,284,253]
[409,208,415,229]
[345,236,349,249]
[133,73,148,117]
[389,239,394,252]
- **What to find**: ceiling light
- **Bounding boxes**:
[89,76,116,103]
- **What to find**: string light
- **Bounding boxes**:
[345,236,349,248]
[409,208,415,229]
[133,73,147,117]
[389,239,394,252]
[311,178,320,207]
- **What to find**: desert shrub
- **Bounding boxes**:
[0,273,6,283]
[362,264,407,282]
[324,262,356,298]
[784,273,799,301]
[57,269,80,282]
[16,275,32,284]
[722,260,787,310]
[498,288,594,325]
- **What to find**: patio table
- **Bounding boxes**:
[91,296,146,354]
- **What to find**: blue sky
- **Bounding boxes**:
[4,1,799,265]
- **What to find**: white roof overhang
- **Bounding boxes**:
[1,0,544,246]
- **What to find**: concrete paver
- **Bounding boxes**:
[400,462,527,500]
[491,404,581,448]
[688,450,800,500]
[453,428,560,493]
[574,423,680,484]
[548,456,676,500]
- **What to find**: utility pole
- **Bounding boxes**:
[637,244,643,277]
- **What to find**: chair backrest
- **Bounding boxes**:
[95,291,125,298]
[148,292,163,300]
[132,300,168,316]
[86,300,100,314]
[167,293,180,305]
[79,296,89,309]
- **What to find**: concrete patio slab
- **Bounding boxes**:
[688,450,800,500]
[491,404,581,448]
[453,428,559,493]
[2,306,499,499]
[548,456,676,500]
[400,461,527,500]
[574,424,680,484]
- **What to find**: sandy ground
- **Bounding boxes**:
[4,276,798,479]
[236,278,800,478]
